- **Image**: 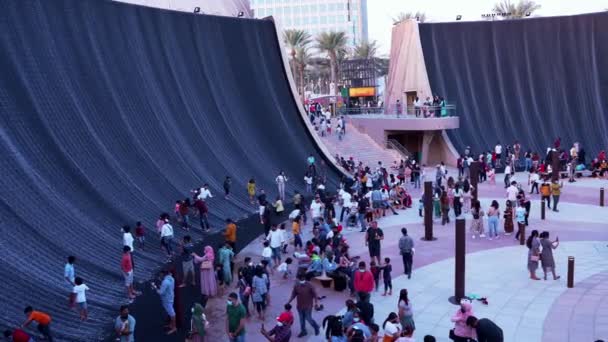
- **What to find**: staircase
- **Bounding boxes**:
[317,123,403,168]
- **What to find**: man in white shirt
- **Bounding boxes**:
[304,174,313,193]
[266,225,283,266]
[413,97,421,117]
[310,197,324,223]
[495,142,503,167]
[160,220,174,257]
[504,164,512,188]
[529,171,540,194]
[197,184,213,200]
[122,225,135,252]
[506,181,519,206]
[338,189,352,223]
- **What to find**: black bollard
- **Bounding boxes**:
[567,256,575,288]
[422,181,436,241]
[601,188,605,207]
[519,223,525,245]
[449,218,466,304]
[541,199,546,220]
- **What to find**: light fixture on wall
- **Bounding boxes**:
[237,11,245,17]
[525,12,531,17]
[456,15,462,20]
[193,7,200,14]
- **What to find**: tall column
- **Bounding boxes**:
[421,131,435,166]
[449,218,466,304]
[470,161,480,202]
[551,150,560,182]
[423,181,436,241]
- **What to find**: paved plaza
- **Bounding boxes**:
[201,175,608,342]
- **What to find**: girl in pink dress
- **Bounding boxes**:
[193,246,217,297]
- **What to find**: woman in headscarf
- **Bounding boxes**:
[450,301,474,341]
[193,246,218,297]
[190,303,207,341]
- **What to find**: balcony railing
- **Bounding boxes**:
[337,104,457,117]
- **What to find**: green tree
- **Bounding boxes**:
[283,29,311,84]
[315,31,348,93]
[295,46,311,97]
[493,0,541,18]
[353,40,378,59]
[393,11,426,24]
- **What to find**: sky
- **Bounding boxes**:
[369,0,608,55]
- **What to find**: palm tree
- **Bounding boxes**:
[393,11,426,24]
[353,40,378,59]
[295,47,311,97]
[283,29,311,82]
[493,0,541,19]
[315,31,348,94]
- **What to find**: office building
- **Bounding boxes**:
[251,0,368,47]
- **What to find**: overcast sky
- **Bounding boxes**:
[369,0,608,55]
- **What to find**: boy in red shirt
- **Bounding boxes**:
[135,221,145,250]
[4,328,31,342]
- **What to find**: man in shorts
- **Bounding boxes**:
[121,246,136,302]
[152,269,176,335]
[365,221,384,265]
[179,235,195,287]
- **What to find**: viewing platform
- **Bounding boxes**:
[339,107,460,166]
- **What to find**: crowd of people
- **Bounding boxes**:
[8,131,605,342]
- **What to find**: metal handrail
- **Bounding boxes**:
[386,138,412,159]
[337,104,457,117]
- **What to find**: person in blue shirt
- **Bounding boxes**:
[64,256,76,291]
[347,311,371,339]
[152,269,176,335]
[114,305,136,342]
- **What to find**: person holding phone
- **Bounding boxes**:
[540,231,561,280]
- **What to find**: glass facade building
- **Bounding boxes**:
[251,0,368,47]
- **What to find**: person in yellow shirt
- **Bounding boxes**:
[292,217,302,251]
[247,179,256,204]
[550,180,563,212]
[224,219,237,249]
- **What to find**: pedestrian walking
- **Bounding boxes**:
[397,289,415,333]
[398,228,414,279]
[550,180,563,212]
[287,273,320,338]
